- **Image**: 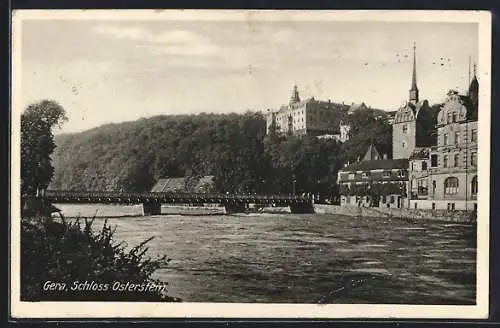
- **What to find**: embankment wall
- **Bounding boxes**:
[313,204,476,224]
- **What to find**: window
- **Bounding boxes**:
[432,180,436,194]
[432,202,436,210]
[471,175,478,195]
[471,129,477,142]
[454,154,460,167]
[382,195,386,203]
[471,152,477,166]
[447,203,455,211]
[431,154,438,167]
[443,133,449,145]
[398,170,407,178]
[362,172,371,178]
[402,141,407,148]
[474,203,478,211]
[447,112,452,123]
[390,195,395,203]
[414,203,418,209]
[443,155,448,168]
[422,161,428,170]
[348,173,355,180]
[452,112,457,123]
[455,132,460,144]
[382,171,391,178]
[444,177,459,195]
[402,124,408,134]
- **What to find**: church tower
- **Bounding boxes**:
[392,42,420,159]
[468,62,479,118]
[409,42,419,104]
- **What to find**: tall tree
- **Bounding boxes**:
[21,100,68,196]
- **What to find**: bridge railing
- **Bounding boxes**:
[43,190,312,201]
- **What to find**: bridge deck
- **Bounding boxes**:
[26,190,313,205]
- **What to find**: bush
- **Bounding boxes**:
[21,215,180,302]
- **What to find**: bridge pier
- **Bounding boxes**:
[289,202,315,214]
[224,203,249,214]
[142,202,161,216]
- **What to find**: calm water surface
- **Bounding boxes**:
[58,204,476,304]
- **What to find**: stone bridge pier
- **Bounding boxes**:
[142,202,161,216]
[224,202,249,214]
[289,202,315,214]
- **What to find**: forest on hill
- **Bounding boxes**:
[50,109,394,197]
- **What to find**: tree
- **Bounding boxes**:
[21,100,68,196]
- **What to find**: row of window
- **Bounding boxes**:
[441,152,477,168]
[347,171,407,179]
[413,202,477,211]
[442,129,477,145]
[441,176,478,195]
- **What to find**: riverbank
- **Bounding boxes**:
[313,204,477,224]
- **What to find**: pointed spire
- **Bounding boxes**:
[409,41,419,103]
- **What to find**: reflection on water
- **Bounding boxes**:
[58,204,476,304]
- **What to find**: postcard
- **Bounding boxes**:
[10,9,491,319]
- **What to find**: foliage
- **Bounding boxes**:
[21,215,179,302]
[51,108,398,198]
[21,100,68,196]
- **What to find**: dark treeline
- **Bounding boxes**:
[51,109,394,198]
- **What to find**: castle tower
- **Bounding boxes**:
[289,85,301,105]
[409,42,419,104]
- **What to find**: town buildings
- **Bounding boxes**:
[408,70,479,210]
[336,41,479,212]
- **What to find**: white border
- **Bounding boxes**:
[10,9,491,319]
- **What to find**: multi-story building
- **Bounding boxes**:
[408,70,479,211]
[266,85,350,136]
[337,144,409,208]
[392,43,437,159]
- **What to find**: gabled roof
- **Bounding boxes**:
[362,144,382,161]
[348,102,368,114]
[341,159,409,172]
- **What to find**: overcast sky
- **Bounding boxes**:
[19,16,478,134]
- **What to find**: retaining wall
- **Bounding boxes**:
[313,204,476,224]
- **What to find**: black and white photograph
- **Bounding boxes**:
[10,10,491,319]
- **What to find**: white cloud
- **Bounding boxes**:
[93,24,221,57]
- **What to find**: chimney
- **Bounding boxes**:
[383,153,388,160]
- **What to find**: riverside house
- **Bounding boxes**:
[337,145,409,208]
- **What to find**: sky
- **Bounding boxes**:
[18,15,479,134]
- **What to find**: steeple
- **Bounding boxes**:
[409,42,419,104]
[289,85,301,105]
[468,61,479,116]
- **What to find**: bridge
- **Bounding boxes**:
[24,190,315,215]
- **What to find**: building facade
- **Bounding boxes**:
[266,85,350,136]
[337,145,409,208]
[408,79,479,210]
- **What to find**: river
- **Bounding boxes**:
[56,204,477,304]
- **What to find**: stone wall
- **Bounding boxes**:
[314,204,476,224]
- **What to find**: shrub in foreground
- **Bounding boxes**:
[21,216,180,301]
